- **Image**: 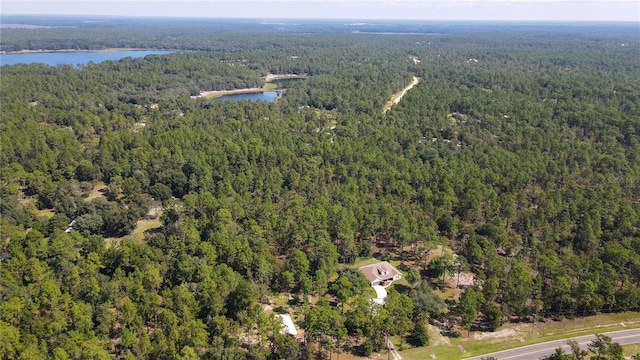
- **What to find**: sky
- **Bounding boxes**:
[2,0,639,22]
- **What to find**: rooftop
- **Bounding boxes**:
[358,261,401,285]
[278,314,298,336]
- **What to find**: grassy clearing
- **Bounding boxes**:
[19,197,56,220]
[346,257,381,269]
[102,237,120,249]
[263,82,279,91]
[129,217,162,241]
[103,215,162,248]
[328,351,388,360]
[399,312,640,360]
[85,181,106,201]
[36,208,56,219]
[435,286,459,302]
[536,312,640,339]
[269,294,291,308]
[623,343,640,357]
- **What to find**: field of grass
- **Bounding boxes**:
[104,215,162,248]
[36,207,56,219]
[346,257,382,269]
[129,217,162,241]
[263,82,279,91]
[327,352,388,360]
[623,343,640,357]
[18,197,56,220]
[398,312,640,360]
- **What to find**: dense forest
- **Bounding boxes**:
[1,17,639,360]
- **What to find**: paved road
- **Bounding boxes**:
[463,329,640,360]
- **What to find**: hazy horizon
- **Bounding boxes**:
[2,1,639,22]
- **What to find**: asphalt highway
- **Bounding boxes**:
[463,328,640,360]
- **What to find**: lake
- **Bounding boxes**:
[0,50,173,66]
[213,91,281,102]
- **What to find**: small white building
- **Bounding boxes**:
[65,220,76,233]
[278,314,298,336]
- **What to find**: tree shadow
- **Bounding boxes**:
[143,226,162,236]
[273,306,288,313]
[392,283,411,294]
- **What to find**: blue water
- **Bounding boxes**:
[213,91,281,102]
[0,50,173,66]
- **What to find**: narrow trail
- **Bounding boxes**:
[383,76,420,113]
[387,338,404,360]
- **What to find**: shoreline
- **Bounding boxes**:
[3,48,168,55]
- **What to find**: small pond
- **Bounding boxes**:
[213,91,281,102]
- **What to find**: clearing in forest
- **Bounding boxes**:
[84,181,106,201]
[192,73,308,99]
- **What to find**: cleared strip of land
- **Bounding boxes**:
[192,87,267,99]
[383,76,420,113]
[264,73,307,81]
[191,73,307,99]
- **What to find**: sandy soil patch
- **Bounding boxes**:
[429,324,452,346]
[84,182,106,201]
[383,76,420,113]
[265,73,308,82]
[473,327,520,340]
[191,87,265,99]
[447,272,475,288]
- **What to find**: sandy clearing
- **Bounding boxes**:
[191,73,307,99]
[473,327,520,340]
[264,73,308,82]
[84,182,106,201]
[191,87,264,99]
